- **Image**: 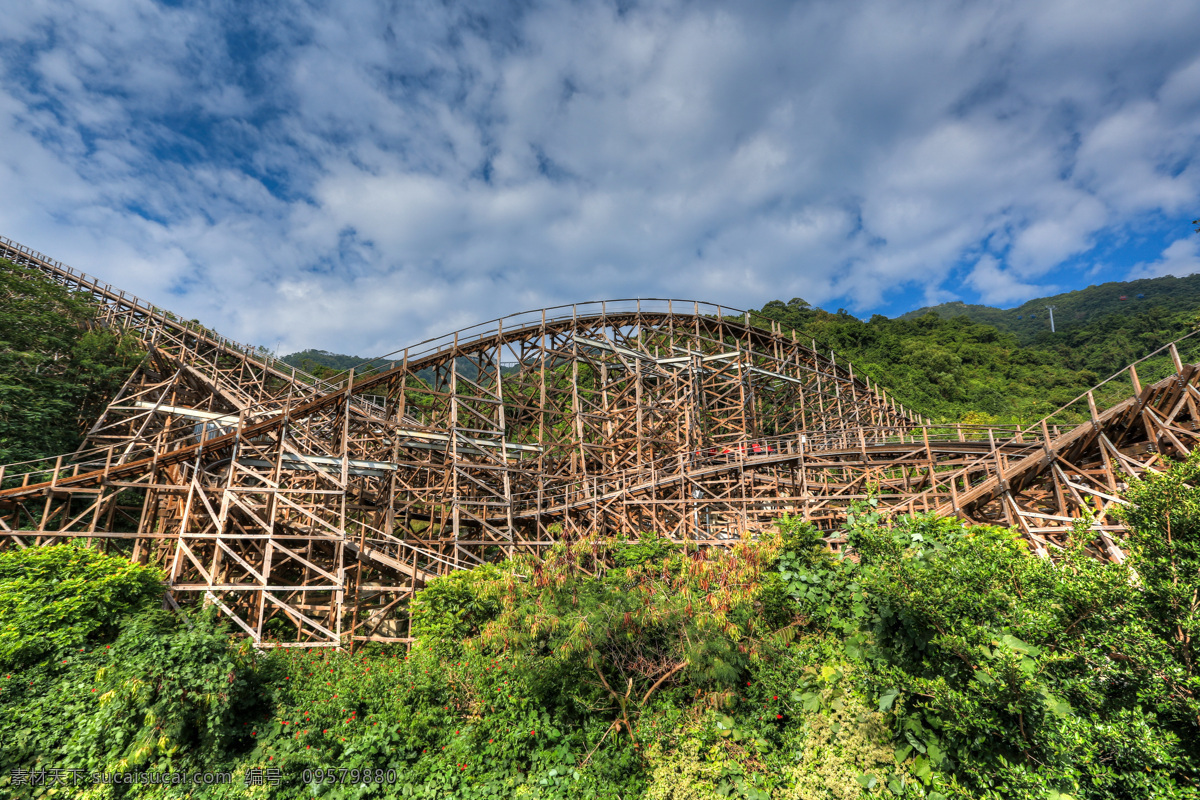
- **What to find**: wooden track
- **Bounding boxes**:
[3,235,1198,648]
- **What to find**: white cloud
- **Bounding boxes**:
[965,255,1045,305]
[0,0,1198,355]
[1128,236,1200,280]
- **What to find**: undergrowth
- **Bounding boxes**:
[3,453,1200,798]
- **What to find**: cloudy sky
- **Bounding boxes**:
[3,0,1200,356]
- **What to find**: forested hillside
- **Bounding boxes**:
[0,259,142,464]
[281,349,397,380]
[751,298,1197,424]
[899,272,1200,344]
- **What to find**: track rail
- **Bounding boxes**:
[0,235,335,396]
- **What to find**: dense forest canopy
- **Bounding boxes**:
[751,298,1196,424]
[280,349,394,380]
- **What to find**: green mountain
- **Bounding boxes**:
[748,268,1200,425]
[898,273,1200,344]
[280,348,397,380]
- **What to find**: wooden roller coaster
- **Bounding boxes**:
[2,234,1199,648]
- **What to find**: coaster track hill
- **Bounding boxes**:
[2,235,1198,648]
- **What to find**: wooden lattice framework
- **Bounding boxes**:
[3,235,1199,648]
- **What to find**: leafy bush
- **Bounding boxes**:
[467,531,789,738]
[0,607,267,789]
[829,506,1198,798]
[3,500,1200,798]
[1117,451,1200,744]
[0,545,277,798]
[411,564,502,658]
[0,544,163,668]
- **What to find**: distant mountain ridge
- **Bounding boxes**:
[280,349,511,385]
[898,272,1200,344]
[280,349,396,378]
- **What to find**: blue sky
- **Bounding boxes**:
[2,0,1199,356]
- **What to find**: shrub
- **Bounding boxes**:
[0,544,163,668]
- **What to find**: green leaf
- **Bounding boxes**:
[1044,693,1073,718]
[878,687,899,712]
[972,669,995,685]
[999,634,1041,658]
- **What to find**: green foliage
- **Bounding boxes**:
[1116,451,1200,735]
[0,608,269,799]
[4,501,1200,797]
[254,645,644,799]
[0,259,142,464]
[754,303,1091,423]
[279,349,384,380]
[3,607,263,778]
[411,564,502,658]
[612,532,682,568]
[469,530,786,732]
[0,543,163,669]
[639,651,918,800]
[0,546,270,798]
[1035,305,1193,379]
[776,678,910,800]
[822,505,1200,798]
[79,608,265,768]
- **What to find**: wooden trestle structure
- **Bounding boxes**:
[2,234,1199,648]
